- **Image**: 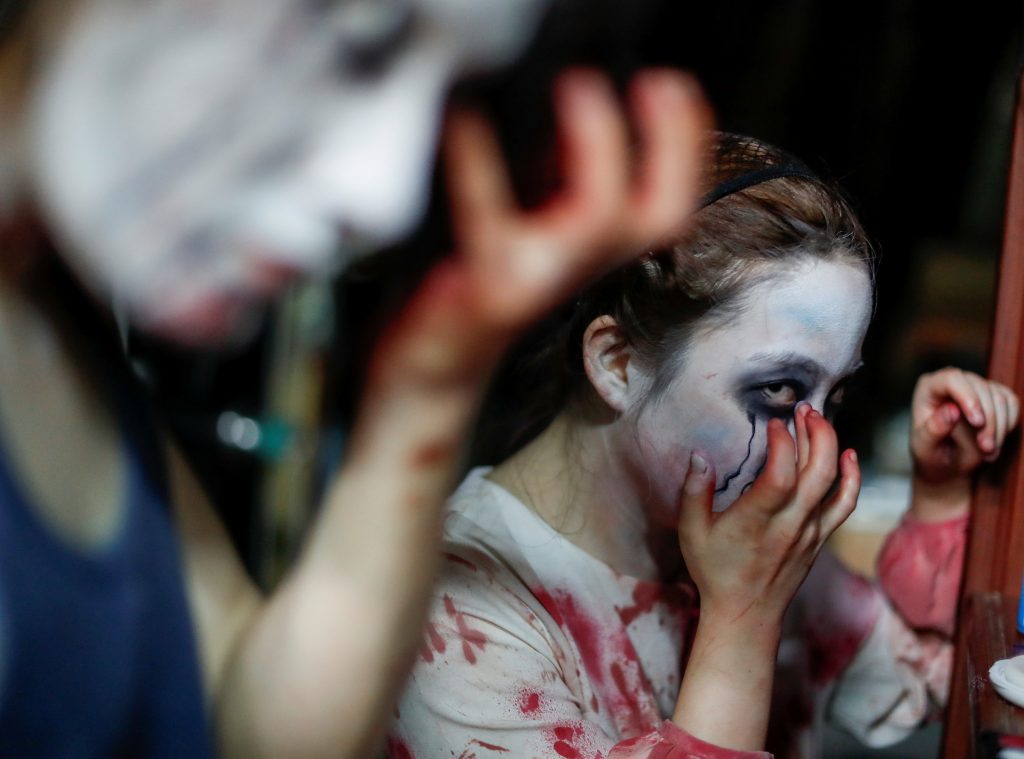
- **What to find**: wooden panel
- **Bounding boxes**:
[943,73,1024,758]
[962,592,1024,758]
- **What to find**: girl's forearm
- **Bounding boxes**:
[672,610,781,752]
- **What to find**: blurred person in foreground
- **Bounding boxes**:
[0,0,710,756]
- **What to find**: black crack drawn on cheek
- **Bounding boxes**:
[715,413,756,495]
[739,456,768,495]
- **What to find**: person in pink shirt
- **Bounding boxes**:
[388,134,1019,758]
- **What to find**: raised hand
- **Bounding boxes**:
[369,69,711,389]
[909,367,1019,520]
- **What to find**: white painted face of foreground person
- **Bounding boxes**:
[29,0,549,343]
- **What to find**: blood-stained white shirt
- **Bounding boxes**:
[388,468,957,759]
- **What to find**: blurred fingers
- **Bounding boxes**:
[627,69,710,250]
[934,368,986,428]
[964,372,998,453]
[548,70,631,247]
[443,110,513,251]
[919,401,961,447]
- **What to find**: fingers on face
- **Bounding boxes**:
[678,451,716,534]
[792,409,839,518]
[745,418,798,516]
[795,402,811,472]
[819,449,861,537]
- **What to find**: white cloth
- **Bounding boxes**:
[390,468,949,758]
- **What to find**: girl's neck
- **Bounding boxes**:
[488,412,680,581]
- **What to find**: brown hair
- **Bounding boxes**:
[474,133,875,462]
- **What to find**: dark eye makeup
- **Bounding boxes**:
[735,354,863,423]
[748,380,804,419]
[740,378,850,421]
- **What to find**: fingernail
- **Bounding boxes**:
[685,452,709,494]
[795,401,811,418]
[970,407,985,426]
[848,449,858,464]
[982,434,994,451]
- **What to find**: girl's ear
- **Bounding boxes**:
[582,315,646,413]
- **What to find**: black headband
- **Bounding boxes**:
[700,165,821,209]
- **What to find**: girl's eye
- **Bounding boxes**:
[824,385,847,418]
[759,382,799,408]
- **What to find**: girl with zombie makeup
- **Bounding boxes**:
[388,134,1020,758]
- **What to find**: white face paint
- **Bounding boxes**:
[621,258,873,522]
[28,0,549,343]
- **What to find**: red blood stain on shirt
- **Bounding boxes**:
[445,552,478,571]
[470,739,509,752]
[619,581,697,627]
[617,582,664,626]
[427,622,446,654]
[615,735,644,749]
[419,621,447,663]
[387,736,414,759]
[549,722,588,759]
[418,638,434,664]
[610,662,645,731]
[517,690,541,714]
[536,589,605,684]
[444,594,488,664]
[532,587,565,626]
